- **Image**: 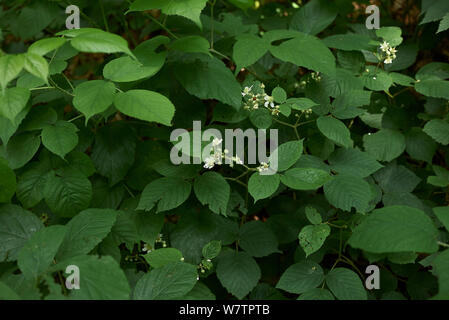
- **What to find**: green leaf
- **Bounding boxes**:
[0,87,30,124]
[21,106,57,131]
[170,210,235,263]
[415,80,449,100]
[227,0,254,10]
[144,248,184,268]
[28,37,66,56]
[18,225,67,279]
[0,157,16,203]
[54,255,130,300]
[276,261,324,294]
[41,121,79,159]
[324,34,378,51]
[233,34,269,72]
[23,53,49,83]
[376,27,403,47]
[272,86,287,104]
[405,127,437,162]
[416,62,449,80]
[428,169,449,187]
[216,251,261,299]
[280,168,331,190]
[70,29,134,57]
[316,116,352,148]
[238,221,279,257]
[286,97,318,111]
[73,80,116,123]
[269,32,336,76]
[0,281,20,300]
[298,224,330,257]
[249,108,272,128]
[104,36,169,83]
[298,288,334,300]
[363,129,406,161]
[3,132,41,170]
[434,207,449,233]
[423,119,449,145]
[202,240,222,260]
[269,140,303,172]
[305,206,322,225]
[194,172,230,215]
[173,56,242,109]
[133,262,198,300]
[248,173,280,202]
[324,174,372,213]
[0,54,25,90]
[0,204,43,261]
[290,0,337,35]
[373,163,421,193]
[176,282,216,300]
[420,0,449,25]
[138,177,191,213]
[348,206,439,253]
[331,90,371,119]
[362,69,393,92]
[328,148,383,178]
[128,0,208,29]
[56,208,118,261]
[432,249,449,299]
[91,123,136,186]
[103,56,160,83]
[170,36,211,56]
[437,12,449,33]
[326,268,367,300]
[114,90,175,126]
[44,168,92,218]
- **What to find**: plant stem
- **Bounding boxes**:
[30,86,55,91]
[145,13,179,39]
[438,241,449,248]
[210,0,216,49]
[99,0,110,32]
[68,114,84,122]
[61,73,75,91]
[210,48,231,60]
[224,177,247,188]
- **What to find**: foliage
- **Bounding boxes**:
[0,0,449,300]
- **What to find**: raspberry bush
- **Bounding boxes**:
[0,0,449,300]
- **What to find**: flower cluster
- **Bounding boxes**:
[242,83,280,116]
[202,138,273,173]
[203,138,243,170]
[142,233,167,253]
[379,41,397,64]
[310,72,322,82]
[257,162,270,173]
[303,108,313,119]
[198,258,213,274]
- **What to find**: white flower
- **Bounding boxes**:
[388,47,397,54]
[212,138,222,147]
[203,156,216,169]
[380,41,389,52]
[384,57,393,64]
[233,156,243,165]
[257,162,269,172]
[241,86,253,97]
